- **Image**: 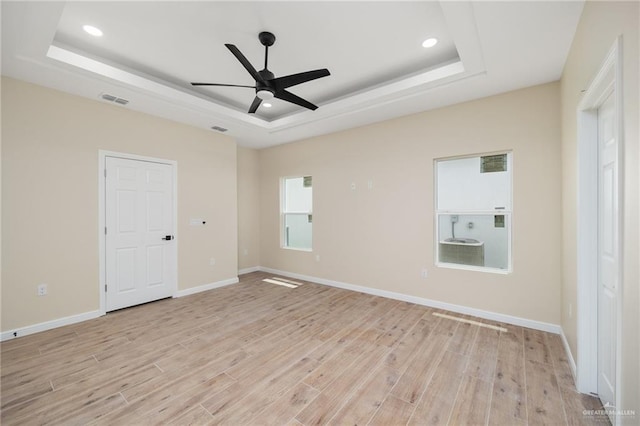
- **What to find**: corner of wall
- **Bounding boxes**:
[237,146,261,271]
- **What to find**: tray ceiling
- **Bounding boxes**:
[1,1,584,148]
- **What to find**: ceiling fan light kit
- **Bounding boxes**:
[191,31,330,114]
[256,89,274,100]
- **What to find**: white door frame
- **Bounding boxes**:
[576,37,623,418]
[98,150,178,315]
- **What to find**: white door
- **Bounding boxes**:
[105,156,175,311]
[597,91,617,416]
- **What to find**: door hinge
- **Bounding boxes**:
[105,284,107,292]
[105,226,107,235]
[104,169,107,177]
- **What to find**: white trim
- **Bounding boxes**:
[435,262,510,275]
[98,150,178,315]
[173,277,239,298]
[258,266,562,334]
[0,269,240,342]
[560,328,578,381]
[0,276,239,341]
[433,152,514,275]
[0,267,565,344]
[575,36,624,418]
[45,45,468,136]
[0,310,103,342]
[238,266,260,275]
[576,103,599,394]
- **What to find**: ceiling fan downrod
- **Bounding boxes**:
[259,31,276,71]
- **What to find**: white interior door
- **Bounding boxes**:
[597,91,617,418]
[105,156,175,311]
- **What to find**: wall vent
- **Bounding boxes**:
[101,94,117,102]
[211,126,228,132]
[100,93,129,105]
[480,154,507,173]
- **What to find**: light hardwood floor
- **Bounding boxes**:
[1,272,607,425]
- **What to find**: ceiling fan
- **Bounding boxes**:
[191,31,330,113]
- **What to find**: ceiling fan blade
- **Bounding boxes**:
[225,44,262,82]
[191,83,256,88]
[274,89,318,111]
[272,69,330,90]
[248,96,262,114]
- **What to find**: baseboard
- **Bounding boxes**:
[1,277,240,342]
[0,310,103,342]
[258,266,562,334]
[0,270,564,342]
[238,266,260,275]
[173,277,239,298]
[560,328,578,379]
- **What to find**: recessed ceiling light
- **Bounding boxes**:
[263,103,272,108]
[83,25,103,37]
[422,38,438,48]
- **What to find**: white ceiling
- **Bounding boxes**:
[1,1,584,149]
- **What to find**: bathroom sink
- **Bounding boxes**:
[442,237,481,245]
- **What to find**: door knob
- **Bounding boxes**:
[162,235,173,241]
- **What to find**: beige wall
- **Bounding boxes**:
[1,77,238,332]
[259,82,562,325]
[237,146,260,270]
[560,1,639,415]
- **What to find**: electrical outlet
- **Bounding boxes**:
[209,257,216,266]
[37,283,47,296]
[243,248,249,256]
[421,269,428,279]
[315,254,321,262]
[350,182,356,190]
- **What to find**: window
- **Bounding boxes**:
[281,176,313,250]
[435,152,512,273]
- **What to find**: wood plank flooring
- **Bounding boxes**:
[1,272,608,425]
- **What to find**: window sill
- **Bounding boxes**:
[436,262,511,275]
[281,246,313,253]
